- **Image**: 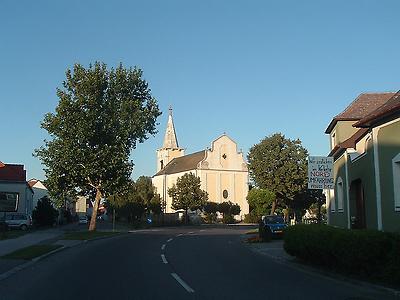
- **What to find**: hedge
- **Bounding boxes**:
[284,224,400,286]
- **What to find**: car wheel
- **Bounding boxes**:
[20,224,28,231]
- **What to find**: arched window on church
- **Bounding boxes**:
[160,160,164,170]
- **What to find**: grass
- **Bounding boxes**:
[63,230,120,240]
[2,244,63,260]
[245,228,259,235]
[0,230,29,240]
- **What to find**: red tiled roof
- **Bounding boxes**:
[0,164,27,182]
[354,91,400,127]
[154,150,206,176]
[325,92,395,133]
[28,179,39,188]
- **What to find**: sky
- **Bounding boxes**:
[1,0,400,181]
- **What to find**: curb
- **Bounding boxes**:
[246,241,400,299]
[0,231,129,282]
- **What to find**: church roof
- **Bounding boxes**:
[162,107,180,149]
[154,150,206,176]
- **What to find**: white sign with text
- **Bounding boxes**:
[308,156,334,189]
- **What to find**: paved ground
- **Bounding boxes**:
[0,226,396,300]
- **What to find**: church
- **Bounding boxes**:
[152,108,249,219]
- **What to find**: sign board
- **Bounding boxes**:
[0,192,19,212]
[308,156,334,189]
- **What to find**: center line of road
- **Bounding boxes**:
[161,244,166,250]
[171,273,195,293]
[167,238,173,242]
[161,254,168,264]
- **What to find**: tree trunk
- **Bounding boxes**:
[270,200,276,215]
[185,209,188,225]
[89,188,102,231]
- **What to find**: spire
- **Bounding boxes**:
[162,106,179,149]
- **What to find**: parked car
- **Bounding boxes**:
[78,215,88,225]
[259,215,287,240]
[5,213,32,230]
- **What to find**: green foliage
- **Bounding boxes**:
[32,196,58,227]
[247,133,308,211]
[203,201,219,223]
[246,188,275,218]
[34,62,161,226]
[168,173,208,212]
[243,211,260,223]
[107,177,161,224]
[284,224,400,285]
[217,201,241,224]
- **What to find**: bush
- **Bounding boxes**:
[243,211,261,223]
[222,214,235,224]
[284,224,400,285]
[32,196,58,227]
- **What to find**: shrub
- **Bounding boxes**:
[284,224,400,285]
[32,196,58,227]
[243,211,260,223]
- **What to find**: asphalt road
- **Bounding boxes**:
[0,227,395,300]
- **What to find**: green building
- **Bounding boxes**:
[325,92,400,232]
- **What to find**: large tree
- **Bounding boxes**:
[168,173,208,223]
[35,62,161,231]
[246,188,275,218]
[247,133,308,215]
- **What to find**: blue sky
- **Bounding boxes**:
[1,0,400,181]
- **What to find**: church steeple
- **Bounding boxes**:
[162,106,179,149]
[156,106,185,173]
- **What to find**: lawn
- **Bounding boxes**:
[2,244,63,260]
[63,231,120,240]
[0,230,29,240]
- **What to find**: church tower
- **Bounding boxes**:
[156,107,184,172]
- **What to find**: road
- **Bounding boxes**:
[0,226,395,300]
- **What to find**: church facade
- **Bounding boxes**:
[152,109,249,219]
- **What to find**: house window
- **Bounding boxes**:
[393,154,400,212]
[330,188,336,212]
[0,192,19,212]
[337,177,344,212]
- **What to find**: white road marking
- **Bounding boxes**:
[171,273,195,293]
[176,233,183,237]
[161,254,168,264]
[188,231,195,234]
[167,238,173,242]
[199,229,205,232]
[161,244,166,251]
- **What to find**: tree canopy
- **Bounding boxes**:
[168,173,208,222]
[246,188,275,218]
[107,176,161,224]
[247,133,308,214]
[35,62,161,230]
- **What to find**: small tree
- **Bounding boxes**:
[246,188,275,218]
[204,201,219,223]
[218,201,241,224]
[32,196,58,227]
[168,173,208,224]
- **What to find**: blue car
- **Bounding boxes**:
[259,215,287,239]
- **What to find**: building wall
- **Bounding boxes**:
[329,154,348,228]
[32,181,49,209]
[0,182,33,218]
[330,121,359,148]
[347,138,378,229]
[377,119,400,232]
